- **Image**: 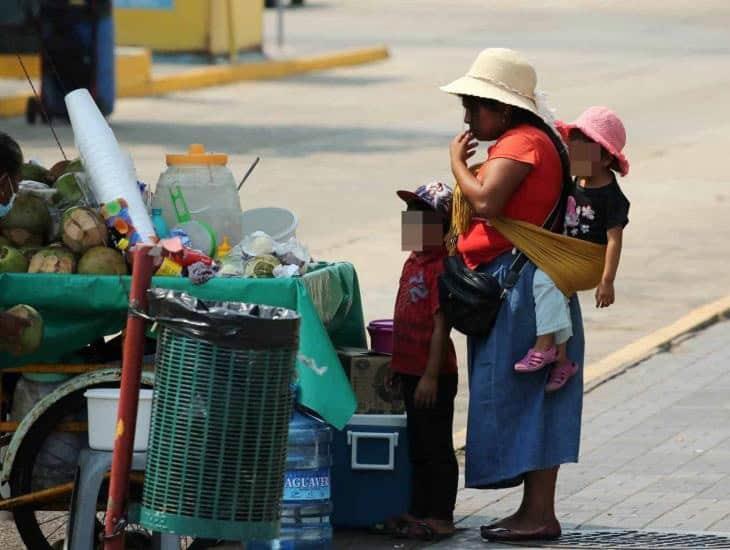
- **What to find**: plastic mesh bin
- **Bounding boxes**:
[139,289,300,541]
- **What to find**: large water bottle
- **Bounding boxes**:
[250,407,333,549]
[151,144,243,245]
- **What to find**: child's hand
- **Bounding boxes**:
[384,369,397,391]
[414,373,438,408]
[595,280,615,308]
[450,131,479,170]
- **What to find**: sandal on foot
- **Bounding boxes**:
[397,522,454,542]
[371,514,417,535]
[515,346,558,373]
[546,360,579,393]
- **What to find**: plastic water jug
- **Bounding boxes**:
[249,407,333,549]
[151,144,242,246]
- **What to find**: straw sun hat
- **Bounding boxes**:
[441,48,538,115]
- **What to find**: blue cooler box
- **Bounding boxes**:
[331,414,411,528]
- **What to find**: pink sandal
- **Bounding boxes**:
[545,360,579,392]
[514,347,558,373]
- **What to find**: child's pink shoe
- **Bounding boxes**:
[514,347,558,373]
[545,360,579,393]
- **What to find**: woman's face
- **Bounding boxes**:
[462,97,509,141]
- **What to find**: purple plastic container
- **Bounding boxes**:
[367,319,394,355]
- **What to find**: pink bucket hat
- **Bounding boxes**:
[565,106,629,177]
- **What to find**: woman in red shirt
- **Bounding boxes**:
[441,48,583,543]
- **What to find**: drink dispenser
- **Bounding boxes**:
[152,144,243,249]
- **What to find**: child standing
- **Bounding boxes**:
[388,181,458,542]
[514,106,631,392]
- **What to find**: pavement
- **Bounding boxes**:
[334,319,730,549]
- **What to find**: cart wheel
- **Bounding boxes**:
[9,382,203,549]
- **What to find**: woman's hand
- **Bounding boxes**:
[450,131,479,171]
[0,311,29,338]
[414,373,438,408]
[595,279,615,308]
[0,312,30,354]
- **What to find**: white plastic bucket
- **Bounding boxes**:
[84,388,153,452]
[241,207,298,242]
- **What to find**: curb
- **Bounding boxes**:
[452,294,730,450]
[0,45,389,118]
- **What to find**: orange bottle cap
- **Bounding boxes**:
[166,144,228,166]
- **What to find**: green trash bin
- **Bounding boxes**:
[140,289,300,541]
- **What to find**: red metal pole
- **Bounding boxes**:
[104,246,155,550]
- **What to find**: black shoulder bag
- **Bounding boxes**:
[438,185,569,338]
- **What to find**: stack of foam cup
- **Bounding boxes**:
[64,89,155,242]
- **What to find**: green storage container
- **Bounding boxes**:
[140,289,300,541]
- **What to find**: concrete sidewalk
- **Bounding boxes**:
[336,319,730,548]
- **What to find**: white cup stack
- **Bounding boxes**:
[64,89,156,243]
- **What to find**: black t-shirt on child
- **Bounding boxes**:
[564,176,630,245]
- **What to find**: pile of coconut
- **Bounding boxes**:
[0,160,127,276]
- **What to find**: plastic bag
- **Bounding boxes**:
[146,288,301,349]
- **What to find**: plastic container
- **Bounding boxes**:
[151,144,242,246]
[331,414,411,528]
[367,319,394,355]
[84,388,153,451]
[250,407,333,549]
[241,207,298,242]
[151,208,170,239]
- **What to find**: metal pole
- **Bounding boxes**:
[104,246,155,550]
[227,0,238,64]
[277,0,285,48]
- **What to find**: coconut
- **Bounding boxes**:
[53,173,84,207]
[63,158,84,174]
[1,305,43,356]
[77,246,127,275]
[20,163,50,184]
[0,194,52,246]
[243,254,281,278]
[29,246,76,274]
[61,207,107,253]
[48,160,71,183]
[0,246,29,273]
[18,245,42,262]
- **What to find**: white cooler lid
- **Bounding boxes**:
[347,414,407,427]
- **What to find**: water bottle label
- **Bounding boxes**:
[283,468,331,501]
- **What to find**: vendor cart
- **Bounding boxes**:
[0,262,366,549]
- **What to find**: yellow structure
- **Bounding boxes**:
[114,0,264,56]
[0,48,152,96]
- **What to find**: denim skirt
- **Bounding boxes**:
[465,252,584,489]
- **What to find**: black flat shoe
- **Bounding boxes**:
[481,525,561,541]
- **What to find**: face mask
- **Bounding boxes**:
[0,173,15,218]
[0,192,15,219]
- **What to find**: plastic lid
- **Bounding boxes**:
[85,388,154,399]
[166,144,228,167]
